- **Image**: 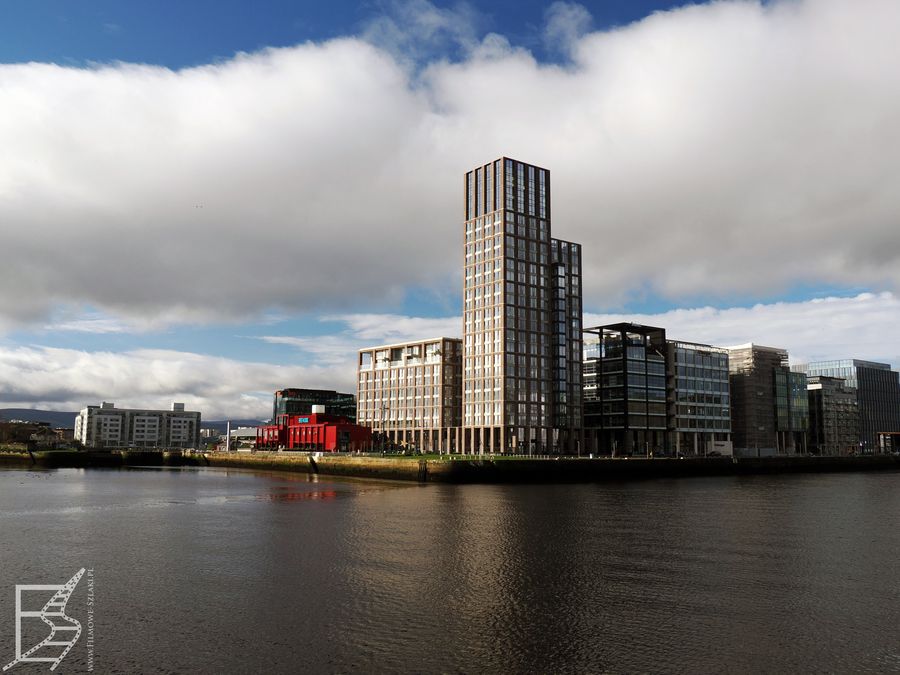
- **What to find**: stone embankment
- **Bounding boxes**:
[203,452,900,483]
[2,449,898,483]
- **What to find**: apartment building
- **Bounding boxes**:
[356,338,462,453]
[463,157,583,454]
[74,402,201,449]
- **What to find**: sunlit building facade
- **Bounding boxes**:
[462,157,582,454]
[356,338,462,452]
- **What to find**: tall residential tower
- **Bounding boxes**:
[462,157,583,454]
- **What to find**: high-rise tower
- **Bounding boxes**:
[462,157,583,454]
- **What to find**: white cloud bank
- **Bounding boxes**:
[2,293,898,418]
[0,346,342,420]
[1,0,900,329]
[585,291,900,366]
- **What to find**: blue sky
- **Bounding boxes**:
[1,1,700,68]
[1,0,898,418]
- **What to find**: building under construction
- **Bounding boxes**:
[727,344,808,456]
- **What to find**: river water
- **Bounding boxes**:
[1,467,899,673]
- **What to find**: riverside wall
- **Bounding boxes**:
[202,452,900,483]
[2,450,899,483]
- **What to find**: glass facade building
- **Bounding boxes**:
[583,326,731,456]
[583,324,668,456]
[462,158,582,454]
[806,376,859,456]
[272,388,356,423]
[669,341,732,456]
[793,359,900,452]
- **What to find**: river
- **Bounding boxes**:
[1,467,899,673]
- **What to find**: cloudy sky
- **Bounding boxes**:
[1,0,899,419]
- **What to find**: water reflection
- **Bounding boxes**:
[1,469,899,673]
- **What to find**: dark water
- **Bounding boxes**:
[1,468,900,673]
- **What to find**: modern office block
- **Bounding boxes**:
[728,344,808,455]
[793,359,900,452]
[74,401,201,449]
[583,323,668,456]
[669,340,732,456]
[583,325,731,456]
[356,338,462,452]
[806,376,859,456]
[462,157,583,454]
[272,388,356,422]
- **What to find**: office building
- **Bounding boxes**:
[728,344,808,455]
[356,338,462,452]
[583,323,668,456]
[583,324,731,456]
[272,388,356,423]
[463,157,583,454]
[793,359,900,452]
[669,340,732,456]
[806,376,859,456]
[74,402,201,449]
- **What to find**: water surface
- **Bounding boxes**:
[1,467,899,673]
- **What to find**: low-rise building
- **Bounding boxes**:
[74,402,201,449]
[256,407,370,452]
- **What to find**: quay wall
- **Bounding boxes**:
[202,452,900,483]
[2,450,899,483]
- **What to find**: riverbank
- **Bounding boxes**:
[206,452,900,483]
[3,449,899,483]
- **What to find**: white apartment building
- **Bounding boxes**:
[74,402,201,449]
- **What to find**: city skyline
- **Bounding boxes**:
[1,0,900,418]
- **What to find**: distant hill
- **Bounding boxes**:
[0,409,78,427]
[0,409,264,432]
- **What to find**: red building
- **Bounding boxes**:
[256,412,371,452]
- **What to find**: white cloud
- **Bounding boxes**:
[0,346,349,419]
[1,0,900,330]
[584,292,900,367]
[2,293,898,419]
[543,2,592,56]
[258,312,461,365]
